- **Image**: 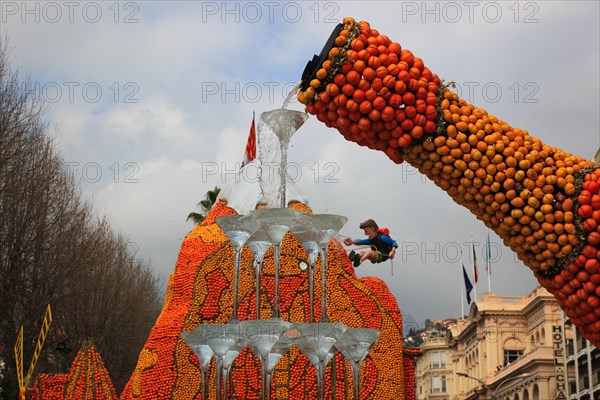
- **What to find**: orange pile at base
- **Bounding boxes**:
[28,340,117,400]
[402,348,422,400]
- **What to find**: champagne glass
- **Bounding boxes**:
[222,332,248,400]
[290,222,320,322]
[336,328,381,400]
[259,109,308,208]
[246,230,273,319]
[307,214,348,322]
[265,330,295,400]
[241,319,291,400]
[215,215,259,321]
[293,322,347,400]
[180,327,214,400]
[204,323,241,400]
[249,208,302,319]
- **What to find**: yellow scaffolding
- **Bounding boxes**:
[13,326,23,393]
[14,304,53,399]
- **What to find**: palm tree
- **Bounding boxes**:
[187,187,221,224]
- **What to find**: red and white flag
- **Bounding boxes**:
[241,113,256,169]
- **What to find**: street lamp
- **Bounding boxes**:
[456,372,531,400]
[457,371,487,394]
[491,373,530,400]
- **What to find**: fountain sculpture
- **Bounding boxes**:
[118,100,407,399]
[178,107,384,400]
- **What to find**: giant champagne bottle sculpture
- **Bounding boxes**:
[299,17,600,346]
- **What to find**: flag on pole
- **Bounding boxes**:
[463,264,474,304]
[472,242,479,284]
[241,113,256,169]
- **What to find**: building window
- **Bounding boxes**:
[576,330,588,350]
[592,357,600,385]
[569,379,577,395]
[578,362,590,390]
[566,338,575,357]
[504,349,523,365]
[430,351,446,369]
[533,384,540,400]
[431,376,447,393]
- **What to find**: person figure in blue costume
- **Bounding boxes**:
[343,219,398,268]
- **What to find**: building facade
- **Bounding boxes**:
[415,334,453,399]
[415,286,567,399]
[562,314,600,400]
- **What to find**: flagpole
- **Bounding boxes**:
[460,249,465,319]
[253,110,257,159]
[486,230,492,293]
[471,234,477,302]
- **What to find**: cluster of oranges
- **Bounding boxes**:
[301,17,600,348]
[63,341,117,400]
[402,349,422,400]
[29,340,117,400]
[127,204,228,400]
[128,348,158,398]
[299,17,441,164]
[120,200,409,399]
[538,170,600,344]
[405,89,595,273]
[29,375,68,400]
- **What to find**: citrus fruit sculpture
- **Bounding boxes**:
[28,340,117,400]
[120,200,407,399]
[298,17,600,347]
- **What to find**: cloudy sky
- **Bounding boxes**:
[3,1,599,329]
